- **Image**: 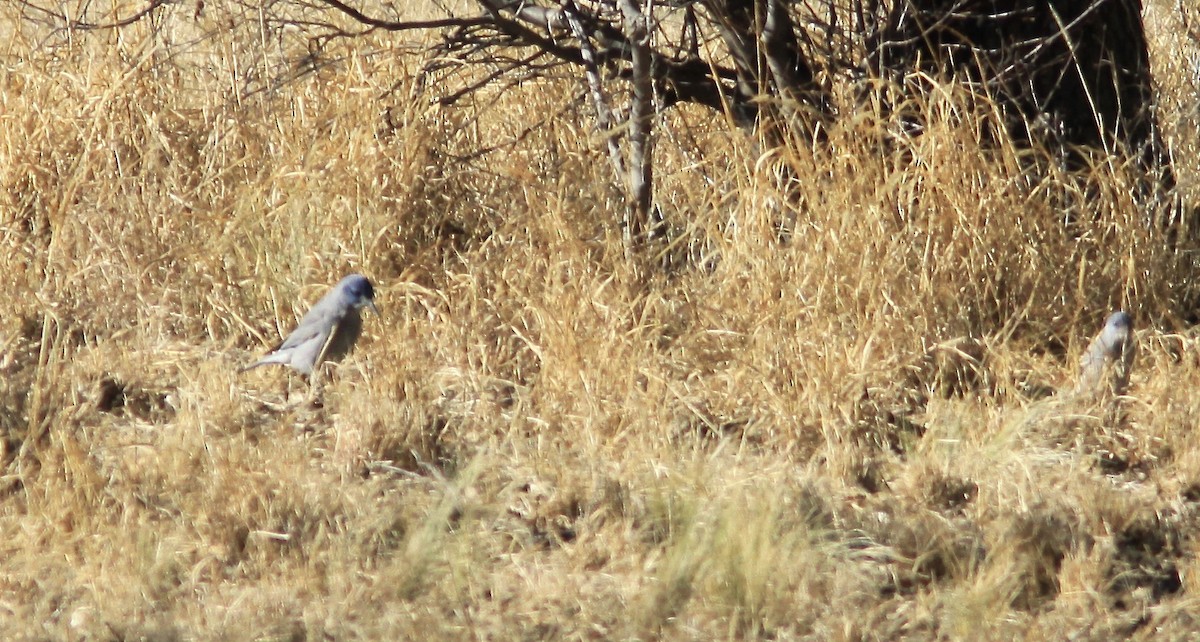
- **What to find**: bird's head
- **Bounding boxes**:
[1101,311,1133,351]
[341,274,380,316]
[1104,312,1132,336]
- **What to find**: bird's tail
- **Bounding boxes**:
[238,354,284,373]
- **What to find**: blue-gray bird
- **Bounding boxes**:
[1075,311,1135,397]
[242,274,379,375]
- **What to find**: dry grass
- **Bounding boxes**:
[3,1,1200,639]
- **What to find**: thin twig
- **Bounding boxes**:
[15,0,169,30]
[317,0,491,31]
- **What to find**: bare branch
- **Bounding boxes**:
[564,1,628,181]
[316,0,491,32]
[14,0,169,30]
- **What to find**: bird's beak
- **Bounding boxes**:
[367,300,380,316]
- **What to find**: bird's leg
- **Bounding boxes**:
[305,365,327,408]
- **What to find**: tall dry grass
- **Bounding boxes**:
[2,0,1200,639]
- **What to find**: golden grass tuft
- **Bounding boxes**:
[3,0,1200,639]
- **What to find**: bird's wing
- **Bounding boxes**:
[242,284,355,375]
[287,329,335,375]
[1076,333,1107,394]
[292,289,349,333]
[279,296,348,350]
[277,317,328,351]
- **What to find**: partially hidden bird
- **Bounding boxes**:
[242,274,379,375]
[1075,310,1135,397]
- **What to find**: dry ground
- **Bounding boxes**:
[3,1,1200,640]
